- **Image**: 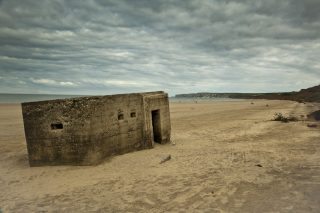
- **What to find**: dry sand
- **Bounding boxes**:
[1,100,320,212]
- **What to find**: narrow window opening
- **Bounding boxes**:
[51,123,63,130]
[130,112,136,118]
[118,113,124,120]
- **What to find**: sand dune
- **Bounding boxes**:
[1,100,320,212]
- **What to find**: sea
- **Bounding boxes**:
[0,93,244,104]
[0,93,85,104]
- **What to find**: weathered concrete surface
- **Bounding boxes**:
[21,91,171,166]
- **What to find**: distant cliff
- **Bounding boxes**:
[175,85,320,102]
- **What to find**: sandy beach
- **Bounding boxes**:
[1,100,320,212]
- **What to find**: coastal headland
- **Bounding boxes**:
[176,84,320,103]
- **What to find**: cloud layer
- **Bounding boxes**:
[0,0,319,95]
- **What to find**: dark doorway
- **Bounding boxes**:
[151,110,162,143]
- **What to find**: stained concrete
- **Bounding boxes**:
[21,91,171,166]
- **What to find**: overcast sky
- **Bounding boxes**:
[0,0,319,95]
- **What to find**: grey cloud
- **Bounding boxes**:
[0,0,319,95]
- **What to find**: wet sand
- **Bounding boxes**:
[1,100,320,212]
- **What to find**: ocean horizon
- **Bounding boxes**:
[0,93,85,104]
[0,93,244,104]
